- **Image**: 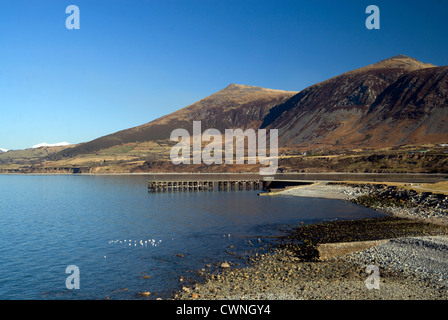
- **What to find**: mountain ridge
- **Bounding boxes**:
[4,54,447,174]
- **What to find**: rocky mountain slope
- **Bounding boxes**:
[261,55,445,150]
[352,66,448,147]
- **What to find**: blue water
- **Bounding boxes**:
[0,175,383,300]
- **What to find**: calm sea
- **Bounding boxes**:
[0,174,383,300]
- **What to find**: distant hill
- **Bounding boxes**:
[0,145,75,166]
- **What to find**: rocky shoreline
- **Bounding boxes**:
[174,182,448,300]
[343,182,448,225]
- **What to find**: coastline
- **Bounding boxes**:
[264,181,448,226]
[174,182,448,300]
[260,182,356,200]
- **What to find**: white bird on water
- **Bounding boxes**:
[109,238,162,247]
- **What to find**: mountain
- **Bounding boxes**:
[4,54,447,174]
[348,65,448,147]
[0,148,8,153]
[261,55,445,150]
[55,84,298,158]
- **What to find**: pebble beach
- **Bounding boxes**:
[174,182,448,300]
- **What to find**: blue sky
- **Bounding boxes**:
[0,0,447,150]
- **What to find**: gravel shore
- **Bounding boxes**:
[174,182,448,300]
[175,247,448,300]
[348,236,448,285]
